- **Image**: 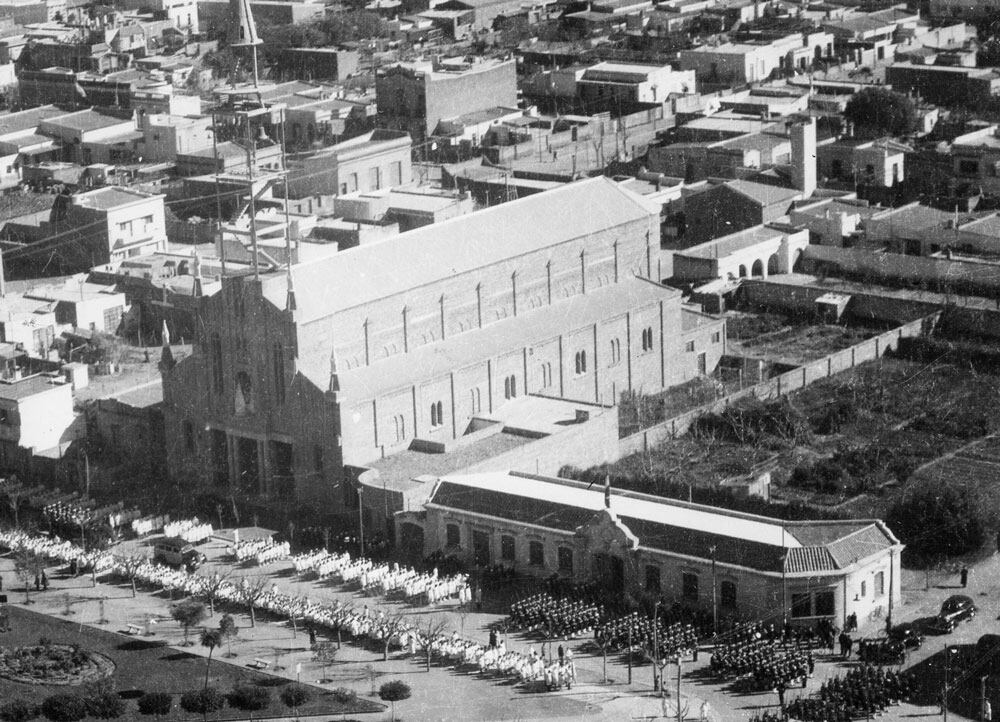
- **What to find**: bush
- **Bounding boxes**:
[136,693,172,716]
[331,687,358,704]
[39,695,87,722]
[887,484,986,563]
[228,684,270,711]
[84,693,125,720]
[280,684,310,708]
[180,688,226,714]
[0,699,37,722]
[378,680,411,702]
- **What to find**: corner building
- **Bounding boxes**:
[161,178,707,518]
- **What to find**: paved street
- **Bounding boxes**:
[2,532,996,721]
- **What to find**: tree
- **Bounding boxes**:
[279,685,310,714]
[237,576,270,628]
[978,39,1000,67]
[887,484,985,563]
[13,549,43,604]
[313,642,337,683]
[378,680,411,722]
[381,613,409,662]
[843,88,917,138]
[197,571,231,616]
[115,555,146,598]
[200,629,223,688]
[218,614,238,658]
[171,600,208,645]
[422,617,449,672]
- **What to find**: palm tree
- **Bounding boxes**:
[201,629,223,688]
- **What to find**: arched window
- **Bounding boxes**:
[575,351,587,375]
[393,415,406,443]
[504,375,517,399]
[430,400,444,427]
[503,376,511,399]
[430,403,438,427]
[470,388,481,414]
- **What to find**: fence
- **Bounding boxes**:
[617,315,936,458]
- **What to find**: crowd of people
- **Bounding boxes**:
[230,538,291,565]
[0,529,114,573]
[163,519,213,544]
[291,550,470,605]
[506,593,603,638]
[786,665,913,721]
[596,612,699,659]
[709,622,814,693]
[130,514,170,537]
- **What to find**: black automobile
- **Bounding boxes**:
[857,637,906,665]
[926,595,977,634]
[887,623,924,650]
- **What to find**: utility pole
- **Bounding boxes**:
[653,600,660,692]
[627,623,632,685]
[357,486,365,557]
[710,545,718,637]
[676,655,683,722]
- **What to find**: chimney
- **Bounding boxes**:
[790,117,817,198]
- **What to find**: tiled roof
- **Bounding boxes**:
[426,472,895,574]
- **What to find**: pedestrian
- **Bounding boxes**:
[846,634,854,658]
[776,681,786,713]
[961,566,969,588]
[839,631,851,658]
[474,585,482,612]
[41,571,48,591]
[308,626,317,648]
[34,574,40,592]
[558,642,565,663]
[985,699,992,722]
[699,700,711,721]
[489,629,497,649]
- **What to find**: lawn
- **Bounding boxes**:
[0,606,383,721]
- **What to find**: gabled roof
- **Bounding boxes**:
[260,177,659,324]
[426,471,897,574]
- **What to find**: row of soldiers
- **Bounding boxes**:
[595,612,698,658]
[787,665,912,721]
[506,593,604,638]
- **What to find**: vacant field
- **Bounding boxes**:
[599,357,1000,520]
[726,312,881,365]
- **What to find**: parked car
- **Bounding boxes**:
[925,595,977,634]
[887,623,924,650]
[857,637,906,665]
[153,537,206,571]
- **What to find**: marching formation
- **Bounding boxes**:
[786,665,913,721]
[709,623,814,693]
[596,612,698,659]
[230,538,291,565]
[506,593,603,638]
[163,519,213,544]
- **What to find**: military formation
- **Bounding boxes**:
[506,593,603,638]
[786,665,913,721]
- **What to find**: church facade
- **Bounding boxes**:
[160,178,724,518]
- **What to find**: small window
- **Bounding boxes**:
[574,350,587,375]
[685,341,695,352]
[500,535,515,562]
[791,593,812,618]
[874,571,885,597]
[557,547,573,574]
[430,400,444,427]
[645,565,661,593]
[721,580,737,608]
[446,523,460,548]
[681,572,698,601]
[860,580,867,598]
[712,331,721,343]
[503,375,517,400]
[642,327,654,352]
[528,541,544,566]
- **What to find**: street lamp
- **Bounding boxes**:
[653,599,661,693]
[944,645,958,722]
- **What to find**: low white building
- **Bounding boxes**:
[0,373,75,465]
[406,470,903,630]
[672,223,810,282]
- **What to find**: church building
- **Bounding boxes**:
[160,177,725,519]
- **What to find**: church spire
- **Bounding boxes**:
[158,319,175,372]
[285,269,297,313]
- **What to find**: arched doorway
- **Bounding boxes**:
[738,264,748,278]
[751,259,764,277]
[767,254,780,275]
